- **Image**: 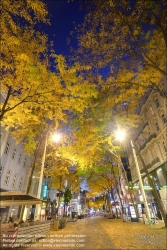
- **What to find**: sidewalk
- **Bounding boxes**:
[15,216,166,250]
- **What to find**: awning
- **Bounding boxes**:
[0,191,43,206]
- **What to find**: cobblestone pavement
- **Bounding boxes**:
[17,216,166,250]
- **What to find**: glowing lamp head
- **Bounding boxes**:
[52,133,62,142]
[115,130,126,141]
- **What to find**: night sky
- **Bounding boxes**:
[42,1,88,189]
[43,0,86,56]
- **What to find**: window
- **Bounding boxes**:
[161,114,167,123]
[163,141,166,151]
[0,165,4,174]
[155,122,160,131]
[148,105,154,115]
[12,174,18,187]
[4,142,10,154]
[155,99,160,108]
[4,170,11,185]
[18,154,22,164]
[18,177,23,190]
[23,158,26,167]
[12,148,17,159]
[33,180,39,195]
[157,169,166,186]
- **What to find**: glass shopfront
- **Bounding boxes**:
[150,163,167,189]
[134,163,167,218]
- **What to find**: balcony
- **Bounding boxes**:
[143,122,149,130]
[140,142,147,151]
[134,122,150,141]
[146,157,160,169]
[146,133,157,143]
[140,133,157,150]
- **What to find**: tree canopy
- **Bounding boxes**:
[70,0,166,100]
[2,0,166,212]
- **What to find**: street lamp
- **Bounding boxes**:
[52,133,62,143]
[115,129,151,220]
[35,132,62,220]
[37,132,62,199]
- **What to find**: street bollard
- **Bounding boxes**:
[142,214,148,224]
[122,214,126,222]
[53,219,59,231]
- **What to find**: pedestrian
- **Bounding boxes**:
[8,216,13,223]
[8,217,14,228]
[113,213,116,219]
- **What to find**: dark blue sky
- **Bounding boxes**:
[42,1,88,190]
[43,0,86,56]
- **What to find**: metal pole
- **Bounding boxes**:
[7,196,14,223]
[130,140,151,220]
[35,133,48,220]
[37,133,48,199]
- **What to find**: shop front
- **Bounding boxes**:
[0,191,43,222]
[159,187,167,213]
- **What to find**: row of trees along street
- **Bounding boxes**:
[1,0,166,226]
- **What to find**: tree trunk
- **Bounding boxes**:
[111,164,125,215]
[0,86,12,121]
[106,193,110,211]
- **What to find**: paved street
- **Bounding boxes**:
[17,216,166,250]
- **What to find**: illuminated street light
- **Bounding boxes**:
[115,129,151,220]
[35,131,62,220]
[115,129,126,141]
[52,133,62,143]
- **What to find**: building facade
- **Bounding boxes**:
[127,86,167,218]
[0,126,35,222]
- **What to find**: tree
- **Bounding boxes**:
[1,0,50,120]
[94,197,105,210]
[1,0,98,154]
[43,141,82,209]
[63,188,72,216]
[1,54,98,159]
[72,0,167,99]
[79,158,121,213]
[64,188,72,205]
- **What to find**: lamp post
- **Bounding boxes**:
[115,129,151,221]
[37,133,48,199]
[35,132,62,220]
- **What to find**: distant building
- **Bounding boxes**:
[72,188,87,213]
